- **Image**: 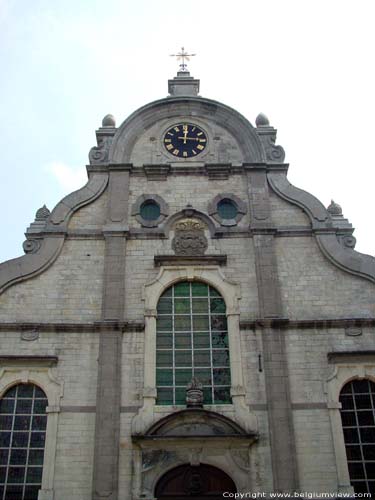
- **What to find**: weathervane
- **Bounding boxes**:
[170,46,196,72]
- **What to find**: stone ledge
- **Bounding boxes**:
[0,355,58,366]
[240,317,375,330]
[328,351,375,363]
[0,321,144,333]
[154,255,227,267]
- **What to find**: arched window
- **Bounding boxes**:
[340,379,375,495]
[0,384,48,500]
[156,281,231,405]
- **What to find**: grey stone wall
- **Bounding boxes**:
[0,240,105,322]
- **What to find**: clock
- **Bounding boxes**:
[163,123,207,158]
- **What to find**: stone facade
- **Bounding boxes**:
[0,69,374,500]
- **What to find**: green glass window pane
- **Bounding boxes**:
[0,399,14,413]
[156,316,173,331]
[156,350,173,367]
[14,415,30,430]
[212,350,230,366]
[194,350,211,366]
[8,466,25,483]
[192,298,208,313]
[212,331,229,348]
[211,315,227,331]
[156,369,173,386]
[157,388,173,405]
[31,415,47,431]
[28,449,44,465]
[160,287,172,298]
[140,201,160,221]
[213,368,231,385]
[193,332,210,348]
[12,432,28,447]
[175,388,186,405]
[156,332,173,349]
[210,298,226,313]
[175,332,191,348]
[174,299,190,314]
[191,282,208,296]
[209,286,221,298]
[16,399,32,414]
[34,387,46,399]
[26,466,43,483]
[10,449,27,465]
[0,449,8,466]
[29,432,45,448]
[174,282,190,297]
[175,369,192,385]
[33,400,47,414]
[217,199,238,219]
[17,385,34,398]
[193,315,209,330]
[0,433,11,447]
[194,369,212,385]
[3,386,17,398]
[157,298,172,314]
[203,387,213,404]
[175,351,192,367]
[0,415,12,430]
[174,315,191,331]
[24,486,41,499]
[214,387,231,404]
[5,486,23,496]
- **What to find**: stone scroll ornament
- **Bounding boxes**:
[89,136,113,164]
[172,219,208,256]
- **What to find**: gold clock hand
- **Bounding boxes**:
[177,136,200,141]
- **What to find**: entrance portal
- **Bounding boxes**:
[155,463,237,499]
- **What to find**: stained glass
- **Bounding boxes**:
[340,379,375,494]
[0,384,47,499]
[156,281,231,405]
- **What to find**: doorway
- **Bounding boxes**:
[155,463,237,499]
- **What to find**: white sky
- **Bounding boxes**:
[0,0,374,263]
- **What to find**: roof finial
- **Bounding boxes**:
[170,46,196,72]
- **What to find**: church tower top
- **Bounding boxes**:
[168,47,200,97]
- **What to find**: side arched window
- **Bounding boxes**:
[340,379,375,495]
[0,384,48,500]
[156,281,231,405]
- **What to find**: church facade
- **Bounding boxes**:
[0,68,374,500]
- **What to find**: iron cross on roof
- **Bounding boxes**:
[170,47,196,72]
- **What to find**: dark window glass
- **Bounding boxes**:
[0,384,47,498]
[340,379,375,494]
[156,282,231,405]
[217,199,238,219]
[140,200,160,221]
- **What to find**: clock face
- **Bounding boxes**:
[163,123,207,158]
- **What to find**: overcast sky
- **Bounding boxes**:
[0,0,374,263]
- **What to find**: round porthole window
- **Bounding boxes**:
[217,199,238,219]
[140,200,161,221]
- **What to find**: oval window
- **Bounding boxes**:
[217,199,238,219]
[140,200,161,221]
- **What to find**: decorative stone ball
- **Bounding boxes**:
[255,112,270,127]
[327,200,343,216]
[102,114,116,127]
[35,205,51,221]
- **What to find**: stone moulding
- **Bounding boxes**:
[0,172,109,295]
[49,172,108,225]
[109,96,265,164]
[316,233,375,283]
[0,236,64,294]
[268,171,375,283]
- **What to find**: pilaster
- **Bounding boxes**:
[92,167,130,500]
[246,168,299,491]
